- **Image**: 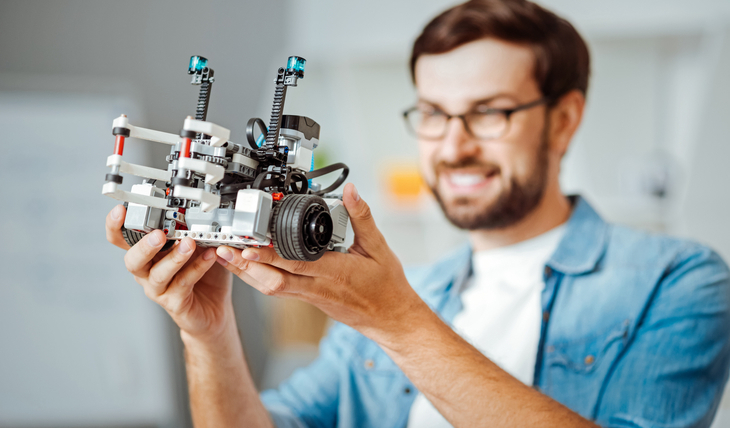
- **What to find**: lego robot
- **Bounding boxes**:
[102,55,350,262]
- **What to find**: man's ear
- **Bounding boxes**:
[547,89,585,156]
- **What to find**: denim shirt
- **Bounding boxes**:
[261,197,730,428]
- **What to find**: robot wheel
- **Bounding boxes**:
[271,194,334,262]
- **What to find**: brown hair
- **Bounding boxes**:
[410,0,590,102]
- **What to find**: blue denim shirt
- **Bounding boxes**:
[261,197,730,428]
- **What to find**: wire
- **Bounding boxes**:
[246,118,268,150]
[306,162,349,195]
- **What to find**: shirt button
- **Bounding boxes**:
[542,311,550,322]
[364,359,375,370]
[584,355,595,365]
[404,387,412,394]
[544,266,552,277]
[547,346,555,353]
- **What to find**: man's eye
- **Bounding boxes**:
[421,109,444,117]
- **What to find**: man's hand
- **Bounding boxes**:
[215,183,430,342]
[106,205,274,427]
[105,204,234,341]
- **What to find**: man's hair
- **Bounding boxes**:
[410,0,590,102]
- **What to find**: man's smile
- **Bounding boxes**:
[438,168,501,196]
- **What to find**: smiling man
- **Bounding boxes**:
[105,0,730,427]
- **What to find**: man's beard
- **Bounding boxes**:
[429,138,549,231]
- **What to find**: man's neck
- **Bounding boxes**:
[468,190,572,252]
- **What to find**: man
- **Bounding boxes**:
[105,0,730,426]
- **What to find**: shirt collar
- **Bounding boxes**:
[417,195,609,296]
[546,195,610,275]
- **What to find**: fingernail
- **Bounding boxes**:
[218,248,234,262]
[147,231,163,247]
[178,239,194,254]
[111,205,123,220]
[242,250,259,261]
[352,184,360,202]
[203,249,215,260]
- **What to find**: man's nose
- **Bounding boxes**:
[439,116,479,160]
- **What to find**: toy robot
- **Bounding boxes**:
[102,55,350,262]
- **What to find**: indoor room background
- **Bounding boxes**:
[1,0,729,427]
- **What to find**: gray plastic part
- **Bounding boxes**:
[325,198,348,244]
[124,184,165,232]
[185,206,235,231]
[232,189,273,241]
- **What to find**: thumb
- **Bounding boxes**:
[342,183,386,254]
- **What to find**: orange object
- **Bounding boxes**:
[384,164,424,199]
[272,192,284,201]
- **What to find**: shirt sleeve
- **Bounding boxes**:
[260,321,355,428]
[595,244,730,428]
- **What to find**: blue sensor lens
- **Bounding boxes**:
[189,56,208,73]
[287,56,306,74]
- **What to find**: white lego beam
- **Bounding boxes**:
[177,157,224,184]
[112,115,180,145]
[102,182,170,209]
[183,117,231,147]
[107,155,171,182]
[172,185,221,212]
[232,153,259,169]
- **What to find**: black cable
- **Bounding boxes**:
[288,171,309,194]
[246,118,267,150]
[252,170,270,190]
[306,162,349,195]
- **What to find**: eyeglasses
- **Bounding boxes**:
[402,97,550,141]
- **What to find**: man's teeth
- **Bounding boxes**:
[449,173,486,186]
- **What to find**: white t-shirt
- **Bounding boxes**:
[407,225,567,428]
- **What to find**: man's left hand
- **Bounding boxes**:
[215,183,429,341]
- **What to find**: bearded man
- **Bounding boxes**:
[106,0,730,426]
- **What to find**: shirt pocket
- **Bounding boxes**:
[541,320,630,415]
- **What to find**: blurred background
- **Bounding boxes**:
[0,0,729,426]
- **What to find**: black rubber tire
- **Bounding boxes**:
[121,226,175,251]
[121,226,146,248]
[271,194,333,261]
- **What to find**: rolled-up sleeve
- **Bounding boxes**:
[260,322,354,428]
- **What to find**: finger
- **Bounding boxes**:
[146,237,197,296]
[161,248,219,313]
[123,229,168,277]
[342,183,386,255]
[106,204,130,250]
[217,246,312,296]
[239,247,339,278]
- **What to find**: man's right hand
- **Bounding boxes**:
[105,204,234,341]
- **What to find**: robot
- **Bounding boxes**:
[102,55,350,262]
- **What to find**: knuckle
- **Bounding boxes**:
[358,204,374,222]
[235,258,250,271]
[142,285,157,300]
[332,272,349,286]
[171,249,190,265]
[147,269,168,288]
[290,260,308,273]
[163,294,183,315]
[123,253,135,273]
[269,275,287,294]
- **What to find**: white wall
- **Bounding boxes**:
[0,93,179,427]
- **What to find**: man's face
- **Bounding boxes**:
[415,38,550,230]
